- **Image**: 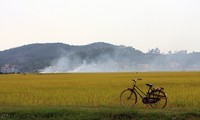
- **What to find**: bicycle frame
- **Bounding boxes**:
[131,81,153,99]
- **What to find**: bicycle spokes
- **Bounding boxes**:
[120,89,137,108]
[149,90,167,108]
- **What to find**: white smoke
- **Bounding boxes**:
[40,55,135,73]
[40,46,200,73]
[41,57,73,73]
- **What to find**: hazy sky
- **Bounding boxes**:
[0,0,200,53]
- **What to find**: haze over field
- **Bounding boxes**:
[0,43,199,73]
[40,44,200,73]
[1,0,200,73]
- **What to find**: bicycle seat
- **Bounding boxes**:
[146,84,153,87]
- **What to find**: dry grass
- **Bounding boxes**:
[0,72,199,109]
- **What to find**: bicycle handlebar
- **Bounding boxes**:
[132,78,142,82]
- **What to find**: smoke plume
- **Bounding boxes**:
[40,44,200,73]
[40,55,135,73]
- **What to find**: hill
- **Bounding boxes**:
[0,42,200,73]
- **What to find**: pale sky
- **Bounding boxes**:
[0,0,200,53]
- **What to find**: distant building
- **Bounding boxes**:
[0,64,19,73]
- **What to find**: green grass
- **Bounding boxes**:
[0,107,199,120]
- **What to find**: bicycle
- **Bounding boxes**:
[120,78,167,108]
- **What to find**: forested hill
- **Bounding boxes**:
[0,42,200,73]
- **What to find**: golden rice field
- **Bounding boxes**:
[0,72,200,109]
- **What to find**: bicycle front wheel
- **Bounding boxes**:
[120,89,137,108]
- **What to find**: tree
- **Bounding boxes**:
[147,48,160,54]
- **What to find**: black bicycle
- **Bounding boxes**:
[120,78,167,108]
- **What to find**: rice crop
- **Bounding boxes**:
[0,72,199,109]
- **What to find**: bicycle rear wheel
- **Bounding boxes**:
[149,90,167,108]
[120,89,137,108]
